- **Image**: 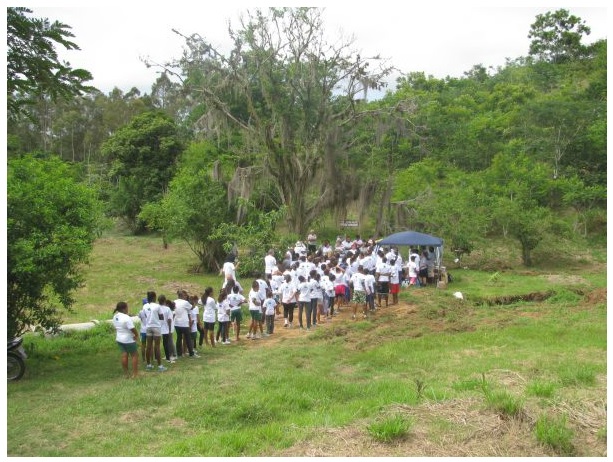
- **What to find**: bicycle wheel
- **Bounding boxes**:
[7,352,25,381]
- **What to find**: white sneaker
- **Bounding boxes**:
[246,333,252,339]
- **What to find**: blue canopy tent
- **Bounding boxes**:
[376,230,445,281]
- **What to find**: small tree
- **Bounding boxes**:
[139,161,234,272]
[528,9,591,64]
[102,111,184,232]
[7,155,104,337]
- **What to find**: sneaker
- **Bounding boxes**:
[306,327,311,331]
[284,324,288,328]
[223,340,231,345]
[255,334,262,339]
[146,364,154,370]
[158,365,168,372]
[190,353,200,358]
[246,333,252,339]
[352,314,356,320]
[289,323,293,328]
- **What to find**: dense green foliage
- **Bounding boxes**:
[7,156,104,337]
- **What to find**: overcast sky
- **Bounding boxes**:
[26,3,610,96]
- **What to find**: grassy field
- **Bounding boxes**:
[6,231,607,456]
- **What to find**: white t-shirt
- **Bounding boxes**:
[160,305,171,335]
[173,298,192,328]
[222,261,236,281]
[113,311,136,343]
[227,292,246,311]
[263,298,277,316]
[264,254,277,275]
[190,305,200,332]
[376,261,392,282]
[138,307,148,333]
[350,272,366,292]
[297,281,311,303]
[202,296,217,323]
[144,302,162,329]
[280,281,297,304]
[217,300,230,322]
[364,274,376,295]
[248,289,262,311]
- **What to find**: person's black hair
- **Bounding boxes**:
[114,301,128,314]
[147,291,156,303]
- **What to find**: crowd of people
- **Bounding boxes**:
[111,233,439,378]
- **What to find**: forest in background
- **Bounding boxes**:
[7,7,606,336]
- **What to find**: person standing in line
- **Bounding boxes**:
[144,291,167,372]
[216,288,231,345]
[227,284,246,341]
[201,287,217,347]
[408,255,419,287]
[375,255,392,308]
[279,273,297,328]
[164,299,178,361]
[350,265,368,319]
[325,273,336,317]
[296,275,311,330]
[157,295,174,364]
[137,298,148,363]
[174,290,198,358]
[247,280,264,339]
[263,288,277,335]
[332,263,347,311]
[363,268,376,312]
[389,258,401,305]
[189,294,203,351]
[419,249,429,287]
[112,301,140,379]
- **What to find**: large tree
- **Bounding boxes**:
[7,155,104,337]
[159,7,401,234]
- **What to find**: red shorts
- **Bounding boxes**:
[390,283,400,294]
[335,285,346,297]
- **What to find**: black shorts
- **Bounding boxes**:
[377,281,389,294]
[419,268,428,277]
[203,322,215,331]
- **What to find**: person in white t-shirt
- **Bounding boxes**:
[201,287,218,347]
[363,270,376,313]
[263,289,277,335]
[375,255,392,308]
[247,280,264,339]
[221,255,238,290]
[227,283,246,341]
[350,265,367,319]
[279,274,297,328]
[174,290,197,358]
[112,301,139,379]
[143,291,167,372]
[157,294,174,364]
[137,298,148,363]
[216,288,232,345]
[264,249,277,277]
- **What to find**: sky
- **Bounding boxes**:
[16,3,611,97]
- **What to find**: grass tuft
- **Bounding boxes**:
[367,414,413,443]
[534,414,574,456]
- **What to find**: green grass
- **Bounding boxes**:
[367,414,413,442]
[535,414,575,456]
[6,233,607,456]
